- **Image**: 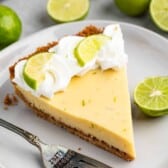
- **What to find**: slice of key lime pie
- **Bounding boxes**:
[9,24,136,161]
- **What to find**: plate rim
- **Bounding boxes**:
[1,19,168,56]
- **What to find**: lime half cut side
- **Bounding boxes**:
[134,76,168,117]
[75,34,110,66]
[23,52,53,90]
[150,0,168,32]
[47,0,90,23]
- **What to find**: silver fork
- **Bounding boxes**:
[0,118,112,168]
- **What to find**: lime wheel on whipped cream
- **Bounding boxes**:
[74,34,110,66]
[23,52,53,90]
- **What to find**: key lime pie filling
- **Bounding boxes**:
[10,24,136,161]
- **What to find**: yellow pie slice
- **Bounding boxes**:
[9,25,136,161]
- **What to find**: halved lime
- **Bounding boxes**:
[47,0,90,23]
[134,76,168,117]
[23,52,53,90]
[74,34,110,66]
[150,0,168,32]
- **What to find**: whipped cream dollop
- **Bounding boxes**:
[13,24,128,98]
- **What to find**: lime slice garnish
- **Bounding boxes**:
[0,5,22,50]
[134,76,168,117]
[23,52,53,90]
[74,34,110,66]
[47,0,90,23]
[150,0,168,32]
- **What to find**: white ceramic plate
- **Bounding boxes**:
[0,20,168,168]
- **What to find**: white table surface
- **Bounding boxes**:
[1,0,168,39]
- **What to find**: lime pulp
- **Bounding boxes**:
[150,0,168,32]
[134,76,168,117]
[47,0,90,23]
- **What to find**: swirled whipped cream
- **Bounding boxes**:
[13,24,127,98]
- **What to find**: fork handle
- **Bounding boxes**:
[0,118,41,148]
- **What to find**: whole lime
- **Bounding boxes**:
[115,0,151,16]
[0,5,22,50]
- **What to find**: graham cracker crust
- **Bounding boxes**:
[9,25,134,161]
[14,86,133,161]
